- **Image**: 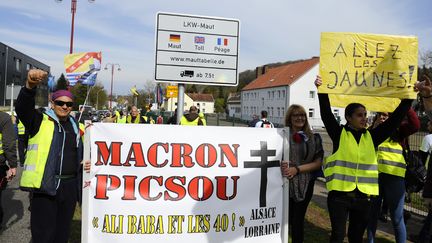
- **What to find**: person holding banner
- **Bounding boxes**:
[367,109,419,243]
[16,69,86,243]
[280,104,324,243]
[315,75,414,243]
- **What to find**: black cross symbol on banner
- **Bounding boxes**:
[244,141,280,207]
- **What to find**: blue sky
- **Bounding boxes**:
[1,0,431,95]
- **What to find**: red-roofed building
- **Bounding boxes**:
[187,93,215,114]
[241,57,345,127]
[163,93,215,113]
[227,92,241,118]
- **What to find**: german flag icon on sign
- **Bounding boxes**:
[169,34,181,42]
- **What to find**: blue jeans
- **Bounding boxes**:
[367,173,406,243]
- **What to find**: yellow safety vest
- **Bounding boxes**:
[324,128,379,195]
[126,115,140,124]
[17,121,25,135]
[180,116,201,126]
[114,111,120,123]
[200,118,207,126]
[198,113,207,126]
[0,133,3,154]
[377,138,406,177]
[117,116,126,123]
[20,114,54,189]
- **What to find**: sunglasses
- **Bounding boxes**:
[54,100,74,107]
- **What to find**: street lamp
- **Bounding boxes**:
[104,63,121,110]
[56,0,96,54]
[96,89,103,110]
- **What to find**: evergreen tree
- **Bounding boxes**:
[70,83,88,110]
[56,73,68,90]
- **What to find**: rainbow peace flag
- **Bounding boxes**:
[64,52,102,86]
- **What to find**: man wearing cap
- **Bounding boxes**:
[16,69,84,243]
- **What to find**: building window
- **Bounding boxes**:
[309,91,315,99]
[271,107,274,117]
[282,90,285,98]
[15,58,21,71]
[26,63,31,71]
[272,91,275,99]
[309,108,315,118]
[203,109,206,113]
[278,90,281,99]
[277,107,280,117]
[282,107,285,116]
[262,98,264,106]
[268,91,270,99]
[202,103,205,106]
[333,109,339,117]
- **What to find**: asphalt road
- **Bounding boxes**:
[0,167,32,243]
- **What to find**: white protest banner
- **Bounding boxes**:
[82,124,284,243]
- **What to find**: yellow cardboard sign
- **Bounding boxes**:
[166,85,178,98]
[329,94,400,112]
[319,32,418,99]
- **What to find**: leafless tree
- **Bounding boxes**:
[420,50,432,67]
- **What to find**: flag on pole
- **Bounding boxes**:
[156,84,164,105]
[130,86,139,96]
[64,52,102,86]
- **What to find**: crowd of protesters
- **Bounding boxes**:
[2,68,432,243]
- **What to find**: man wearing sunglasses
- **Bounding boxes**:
[15,69,84,243]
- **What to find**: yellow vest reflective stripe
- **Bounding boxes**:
[377,138,406,177]
[127,115,141,124]
[17,121,25,135]
[324,128,379,195]
[180,116,200,126]
[0,133,3,154]
[117,116,126,123]
[20,114,54,189]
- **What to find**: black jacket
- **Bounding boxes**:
[0,111,17,169]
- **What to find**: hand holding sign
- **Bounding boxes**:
[415,75,432,97]
[314,75,323,88]
[26,69,48,89]
[416,75,432,112]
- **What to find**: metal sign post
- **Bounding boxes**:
[176,84,185,124]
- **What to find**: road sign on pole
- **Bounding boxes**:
[166,85,178,98]
[155,12,240,86]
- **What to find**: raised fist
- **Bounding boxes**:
[26,69,48,89]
